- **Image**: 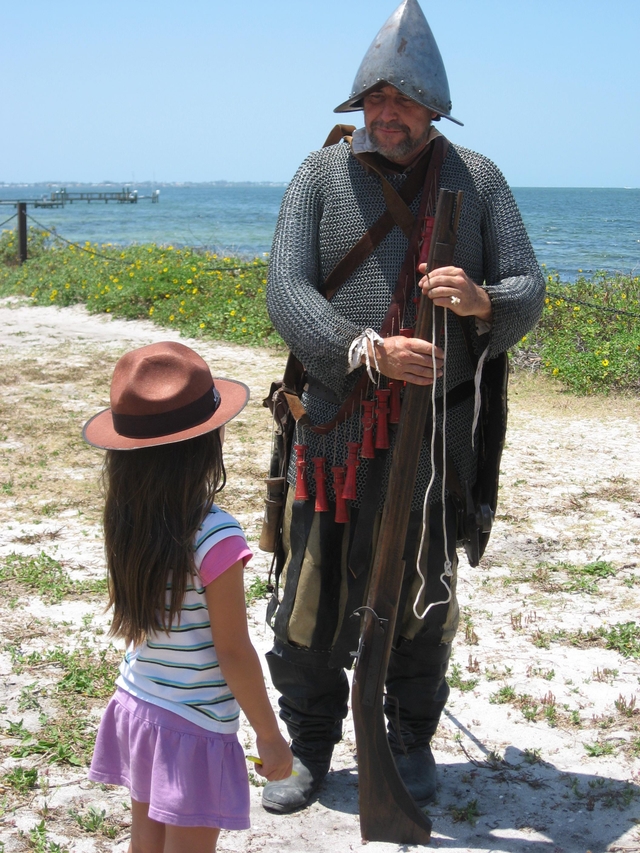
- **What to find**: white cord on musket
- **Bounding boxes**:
[348,328,384,382]
[413,309,453,621]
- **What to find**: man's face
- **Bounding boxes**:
[363,85,435,165]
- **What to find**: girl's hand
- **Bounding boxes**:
[417,264,492,323]
[254,732,294,781]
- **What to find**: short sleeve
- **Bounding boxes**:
[199,535,253,586]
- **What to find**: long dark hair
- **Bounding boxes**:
[103,430,225,647]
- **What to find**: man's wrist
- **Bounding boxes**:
[474,286,492,323]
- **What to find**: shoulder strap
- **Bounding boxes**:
[320,143,437,301]
[275,133,450,436]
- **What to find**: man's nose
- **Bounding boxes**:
[378,100,399,122]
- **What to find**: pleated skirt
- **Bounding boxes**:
[89,688,250,829]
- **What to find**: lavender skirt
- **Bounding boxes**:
[89,688,250,829]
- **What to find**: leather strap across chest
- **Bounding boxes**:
[320,135,447,301]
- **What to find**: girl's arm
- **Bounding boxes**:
[205,561,293,781]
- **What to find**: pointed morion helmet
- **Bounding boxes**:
[334,0,463,126]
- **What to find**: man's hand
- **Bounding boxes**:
[418,264,492,323]
[366,335,444,385]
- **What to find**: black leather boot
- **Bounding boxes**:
[262,754,331,813]
[385,639,452,805]
[263,643,348,814]
[392,745,437,804]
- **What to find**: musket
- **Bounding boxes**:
[351,189,463,844]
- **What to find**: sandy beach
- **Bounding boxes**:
[0,297,638,853]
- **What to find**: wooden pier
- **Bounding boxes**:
[0,188,160,207]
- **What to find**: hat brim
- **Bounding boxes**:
[83,378,250,450]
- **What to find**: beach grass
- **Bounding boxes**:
[1,228,639,393]
[0,228,280,347]
[514,269,640,394]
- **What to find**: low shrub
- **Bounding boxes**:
[0,229,279,347]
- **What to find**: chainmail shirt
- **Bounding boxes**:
[268,136,545,510]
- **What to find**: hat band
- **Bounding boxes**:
[112,387,221,439]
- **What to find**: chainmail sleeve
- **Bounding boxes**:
[267,146,364,393]
[457,149,545,357]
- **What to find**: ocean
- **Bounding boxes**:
[1,184,638,282]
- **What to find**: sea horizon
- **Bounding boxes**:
[1,181,638,190]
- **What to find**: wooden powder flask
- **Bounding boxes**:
[343,441,362,500]
[374,388,391,449]
[331,466,349,524]
[351,189,463,845]
[312,457,329,512]
[294,443,309,501]
[361,399,376,458]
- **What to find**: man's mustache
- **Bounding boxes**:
[370,120,410,134]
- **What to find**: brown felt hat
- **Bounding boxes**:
[83,341,249,450]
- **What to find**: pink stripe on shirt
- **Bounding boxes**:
[199,535,253,586]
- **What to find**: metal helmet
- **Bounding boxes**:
[334,0,462,126]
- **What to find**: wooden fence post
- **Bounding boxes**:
[17,203,27,264]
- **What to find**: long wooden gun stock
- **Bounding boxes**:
[352,189,463,844]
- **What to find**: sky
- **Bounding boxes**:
[1,0,639,187]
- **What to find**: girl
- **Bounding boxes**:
[83,341,292,853]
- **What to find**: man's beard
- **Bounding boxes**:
[369,120,431,163]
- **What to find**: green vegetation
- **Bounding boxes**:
[516,271,640,394]
[4,639,119,769]
[69,805,119,839]
[584,740,616,757]
[8,714,94,766]
[507,559,619,596]
[245,575,270,605]
[0,552,107,604]
[0,229,278,347]
[3,765,38,793]
[600,622,640,659]
[22,820,67,853]
[449,799,480,825]
[448,662,479,693]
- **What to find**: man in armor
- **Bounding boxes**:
[262,0,545,814]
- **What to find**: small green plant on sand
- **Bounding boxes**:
[448,662,479,693]
[449,799,480,825]
[489,685,516,704]
[3,765,38,793]
[245,576,270,605]
[69,805,118,838]
[584,740,616,757]
[599,622,640,658]
[22,820,67,853]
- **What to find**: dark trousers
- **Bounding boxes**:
[267,494,459,762]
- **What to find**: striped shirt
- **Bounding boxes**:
[115,506,252,733]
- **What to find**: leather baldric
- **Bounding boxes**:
[320,131,447,301]
[284,131,450,436]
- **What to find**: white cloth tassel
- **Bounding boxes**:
[471,345,490,450]
[348,328,384,382]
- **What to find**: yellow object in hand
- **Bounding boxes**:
[246,755,298,775]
